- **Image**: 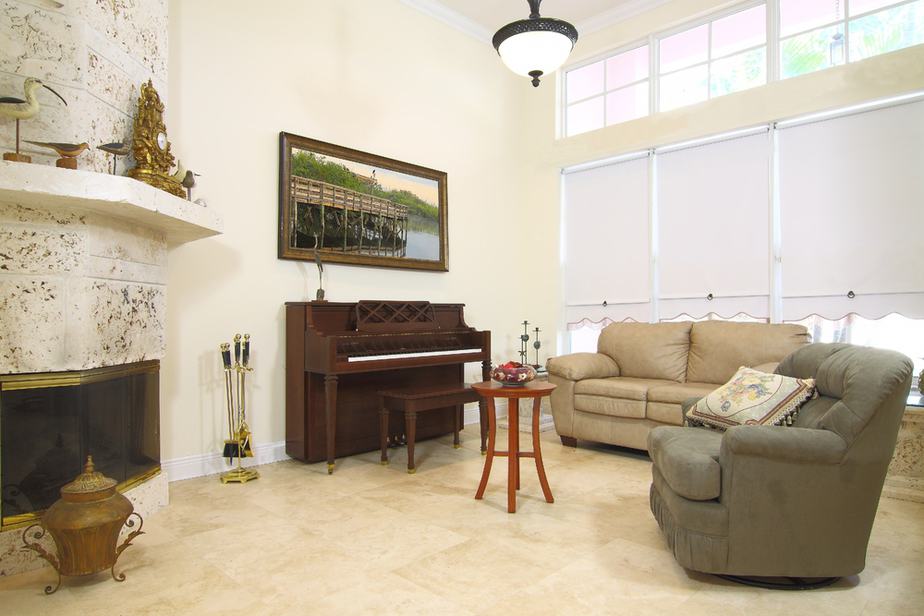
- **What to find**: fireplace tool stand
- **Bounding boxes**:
[219,334,259,484]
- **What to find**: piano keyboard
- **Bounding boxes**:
[347,348,484,363]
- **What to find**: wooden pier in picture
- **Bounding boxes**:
[290,176,409,255]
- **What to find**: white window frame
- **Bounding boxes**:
[779,0,921,72]
[654,0,768,111]
[562,39,651,137]
[561,0,924,137]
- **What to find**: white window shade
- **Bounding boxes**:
[659,296,770,322]
[779,100,924,320]
[564,302,651,331]
[657,132,771,318]
[563,157,650,319]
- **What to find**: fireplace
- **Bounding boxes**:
[0,361,160,529]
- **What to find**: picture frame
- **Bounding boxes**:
[278,132,448,271]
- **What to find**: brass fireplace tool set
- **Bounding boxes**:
[219,334,259,484]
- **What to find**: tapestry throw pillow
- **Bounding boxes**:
[686,366,816,430]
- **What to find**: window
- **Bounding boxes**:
[565,45,649,136]
[780,0,924,79]
[788,314,924,379]
[658,4,767,111]
[561,0,924,137]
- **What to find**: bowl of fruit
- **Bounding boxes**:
[491,361,537,387]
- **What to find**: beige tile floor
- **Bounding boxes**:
[2,429,923,615]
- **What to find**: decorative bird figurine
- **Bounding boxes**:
[180,170,200,200]
[98,141,131,175]
[171,161,200,200]
[1,77,68,163]
[24,140,88,170]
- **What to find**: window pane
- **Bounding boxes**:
[711,47,767,97]
[569,326,601,354]
[606,82,649,125]
[850,0,906,16]
[780,24,846,78]
[712,4,767,58]
[566,96,605,136]
[659,64,708,111]
[659,24,708,73]
[606,46,649,90]
[567,61,604,103]
[780,0,845,37]
[789,314,924,376]
[849,0,924,62]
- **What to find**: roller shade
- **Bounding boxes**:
[657,131,771,319]
[779,99,924,319]
[563,155,650,324]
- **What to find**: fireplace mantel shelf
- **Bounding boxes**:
[0,161,223,244]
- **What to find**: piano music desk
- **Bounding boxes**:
[378,384,487,473]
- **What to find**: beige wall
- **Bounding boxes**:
[519,0,924,355]
[163,0,531,461]
[163,0,924,462]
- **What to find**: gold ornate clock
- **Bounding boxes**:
[126,80,185,198]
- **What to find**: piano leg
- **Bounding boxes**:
[406,411,417,474]
[324,375,338,474]
[453,405,461,449]
[379,406,389,466]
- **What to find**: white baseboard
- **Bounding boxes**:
[162,440,289,482]
[163,407,484,483]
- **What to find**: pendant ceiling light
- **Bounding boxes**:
[493,0,579,87]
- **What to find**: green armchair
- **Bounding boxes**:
[647,343,913,585]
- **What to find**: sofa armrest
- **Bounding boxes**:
[547,353,619,381]
[721,426,847,465]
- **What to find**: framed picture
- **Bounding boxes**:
[278,132,448,271]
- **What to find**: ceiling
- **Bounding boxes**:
[402,0,668,41]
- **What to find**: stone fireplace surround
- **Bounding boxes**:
[0,161,222,576]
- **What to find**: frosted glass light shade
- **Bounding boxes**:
[497,30,574,78]
[492,2,578,88]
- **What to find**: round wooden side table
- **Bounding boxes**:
[472,380,556,513]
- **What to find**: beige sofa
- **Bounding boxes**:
[547,321,810,451]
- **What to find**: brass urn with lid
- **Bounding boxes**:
[22,455,144,594]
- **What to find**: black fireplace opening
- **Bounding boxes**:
[1,361,160,527]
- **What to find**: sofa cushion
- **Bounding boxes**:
[574,377,672,401]
[646,383,717,425]
[686,322,809,385]
[649,426,723,501]
[598,322,692,382]
[574,396,646,419]
[648,382,718,405]
[647,402,684,426]
[686,366,816,430]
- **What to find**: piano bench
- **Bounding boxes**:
[378,384,487,474]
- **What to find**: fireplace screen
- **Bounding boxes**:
[1,361,159,528]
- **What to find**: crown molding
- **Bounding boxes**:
[399,0,492,43]
[576,0,673,35]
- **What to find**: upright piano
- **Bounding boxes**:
[285,300,491,472]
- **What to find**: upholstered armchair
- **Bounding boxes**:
[648,343,913,585]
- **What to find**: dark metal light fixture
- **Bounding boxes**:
[492,0,579,87]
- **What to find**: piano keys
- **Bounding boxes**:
[285,300,491,472]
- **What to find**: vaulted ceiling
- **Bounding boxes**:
[402,0,668,41]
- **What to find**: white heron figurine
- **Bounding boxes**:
[1,77,68,163]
